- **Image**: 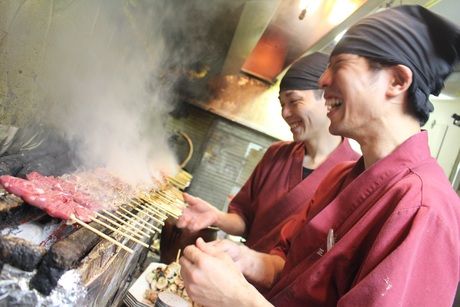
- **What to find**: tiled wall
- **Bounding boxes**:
[166,104,277,210]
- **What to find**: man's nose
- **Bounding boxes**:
[282,106,292,119]
[318,69,331,88]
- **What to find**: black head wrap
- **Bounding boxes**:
[331,5,460,125]
[279,52,328,92]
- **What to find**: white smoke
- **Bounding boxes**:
[34,0,180,185]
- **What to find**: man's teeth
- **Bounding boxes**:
[290,122,301,129]
[326,99,343,111]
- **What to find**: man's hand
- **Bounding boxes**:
[180,238,272,307]
[207,239,248,272]
[176,193,221,232]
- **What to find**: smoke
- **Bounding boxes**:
[35,0,184,185]
[1,0,245,185]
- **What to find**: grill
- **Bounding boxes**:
[0,169,192,306]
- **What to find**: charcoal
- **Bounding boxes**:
[0,157,24,176]
[48,225,103,269]
[16,156,60,178]
[0,236,46,271]
[30,222,105,295]
[29,256,66,295]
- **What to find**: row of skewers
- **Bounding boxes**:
[72,170,192,253]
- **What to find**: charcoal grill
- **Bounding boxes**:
[0,169,192,306]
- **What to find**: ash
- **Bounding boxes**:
[1,220,60,245]
[0,264,86,306]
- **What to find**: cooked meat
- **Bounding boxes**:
[0,175,94,222]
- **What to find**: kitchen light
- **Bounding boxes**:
[298,0,322,19]
[328,0,361,26]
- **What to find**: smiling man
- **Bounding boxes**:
[180,5,460,307]
[177,53,358,254]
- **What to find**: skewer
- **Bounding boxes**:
[152,192,184,209]
[176,249,181,263]
[118,206,162,232]
[101,209,152,237]
[124,201,166,223]
[140,202,172,219]
[167,177,188,189]
[134,197,174,219]
[136,197,171,218]
[133,197,168,218]
[95,212,147,239]
[110,209,158,234]
[72,215,134,254]
[141,197,180,218]
[157,190,185,206]
[89,217,149,248]
[137,199,171,218]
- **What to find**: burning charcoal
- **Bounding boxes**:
[30,222,103,294]
[0,236,46,271]
[29,256,66,295]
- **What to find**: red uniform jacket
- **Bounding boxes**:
[267,131,460,307]
[228,139,359,253]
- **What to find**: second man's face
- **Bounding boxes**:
[279,90,330,142]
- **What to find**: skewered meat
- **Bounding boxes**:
[26,172,104,211]
[0,175,94,222]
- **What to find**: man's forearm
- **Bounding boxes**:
[239,246,285,288]
[215,212,246,236]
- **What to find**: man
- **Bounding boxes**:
[177,52,359,254]
[180,5,460,307]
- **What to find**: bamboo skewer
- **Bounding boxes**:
[138,201,172,220]
[124,201,166,223]
[72,215,134,254]
[142,198,180,218]
[112,208,160,234]
[151,192,184,210]
[133,198,168,218]
[111,209,158,234]
[157,190,182,203]
[176,249,181,263]
[134,197,174,219]
[89,217,149,248]
[137,198,174,218]
[118,206,162,232]
[101,209,151,237]
[95,212,147,239]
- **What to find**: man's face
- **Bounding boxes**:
[279,90,330,142]
[319,54,390,138]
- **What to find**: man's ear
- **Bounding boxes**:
[386,65,412,98]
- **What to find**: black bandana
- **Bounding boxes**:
[331,5,460,125]
[279,52,328,92]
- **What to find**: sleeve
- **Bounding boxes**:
[269,208,309,260]
[227,143,282,235]
[338,206,460,307]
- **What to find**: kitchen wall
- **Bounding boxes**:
[166,103,277,210]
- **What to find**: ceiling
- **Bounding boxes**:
[167,0,460,102]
